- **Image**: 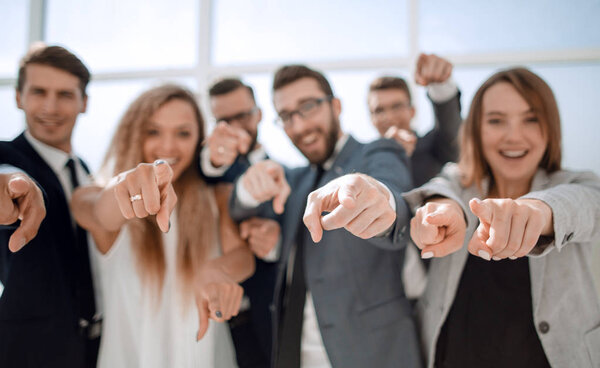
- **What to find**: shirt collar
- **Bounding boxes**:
[320,133,349,171]
[24,130,75,174]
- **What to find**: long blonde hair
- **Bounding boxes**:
[458,67,562,190]
[102,84,216,301]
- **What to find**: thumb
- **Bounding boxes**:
[153,160,173,188]
[234,128,252,155]
[196,297,210,341]
[7,176,31,199]
[336,184,358,210]
[469,198,492,225]
[239,221,250,239]
[384,126,398,140]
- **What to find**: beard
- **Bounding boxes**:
[296,111,341,165]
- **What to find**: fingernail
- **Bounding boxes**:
[478,250,491,261]
[421,251,434,259]
[154,159,166,166]
[492,256,501,261]
[215,311,222,319]
[509,256,517,260]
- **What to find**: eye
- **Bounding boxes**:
[299,100,318,113]
[146,129,160,136]
[59,91,75,99]
[525,116,539,123]
[486,118,502,124]
[177,131,191,138]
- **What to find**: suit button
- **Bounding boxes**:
[538,321,550,334]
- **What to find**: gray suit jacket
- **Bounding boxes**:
[230,136,422,368]
[403,163,600,368]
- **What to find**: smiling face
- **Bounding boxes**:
[368,88,415,135]
[273,77,342,165]
[16,64,87,153]
[142,99,200,181]
[480,82,548,192]
[210,86,261,149]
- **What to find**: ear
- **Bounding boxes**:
[409,106,416,120]
[81,95,88,114]
[332,97,342,117]
[15,90,23,110]
[257,108,263,123]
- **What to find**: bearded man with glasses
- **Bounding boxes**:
[228,65,421,368]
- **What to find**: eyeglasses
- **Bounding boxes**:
[370,102,411,118]
[275,96,333,128]
[214,106,259,125]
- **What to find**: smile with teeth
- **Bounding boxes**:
[500,150,527,158]
[300,132,319,146]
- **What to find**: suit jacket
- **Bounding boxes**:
[403,163,600,368]
[230,136,422,368]
[201,154,252,184]
[410,92,462,188]
[0,133,92,368]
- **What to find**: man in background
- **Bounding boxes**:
[367,54,462,300]
[201,78,277,367]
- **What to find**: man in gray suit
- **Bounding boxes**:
[229,65,421,368]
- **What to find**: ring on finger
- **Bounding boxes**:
[130,194,143,202]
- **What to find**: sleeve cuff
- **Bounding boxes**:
[236,176,261,208]
[261,236,282,262]
[0,165,24,174]
[427,78,459,103]
[200,146,230,177]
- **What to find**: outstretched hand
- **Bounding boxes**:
[241,160,290,214]
[409,198,466,258]
[467,198,553,260]
[303,174,396,242]
[0,172,46,252]
[112,160,177,232]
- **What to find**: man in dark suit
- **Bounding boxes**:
[0,44,100,368]
[200,77,277,367]
[367,53,463,300]
[229,65,422,368]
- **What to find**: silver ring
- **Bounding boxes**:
[129,194,142,202]
[217,146,225,154]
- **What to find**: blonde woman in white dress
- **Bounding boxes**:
[72,84,254,368]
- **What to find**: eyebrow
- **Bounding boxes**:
[146,121,196,129]
[485,108,535,116]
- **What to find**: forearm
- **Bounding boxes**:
[73,182,127,233]
[209,246,255,283]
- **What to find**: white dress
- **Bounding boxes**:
[96,193,238,368]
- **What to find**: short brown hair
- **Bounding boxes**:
[209,77,256,102]
[272,64,334,96]
[369,76,412,104]
[459,67,562,189]
[17,43,91,97]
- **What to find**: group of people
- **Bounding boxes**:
[0,43,598,368]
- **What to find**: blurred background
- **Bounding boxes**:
[1,0,600,290]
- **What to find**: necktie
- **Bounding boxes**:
[65,159,97,326]
[277,165,324,368]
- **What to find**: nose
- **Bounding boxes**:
[505,119,524,141]
[41,94,59,115]
[159,134,177,154]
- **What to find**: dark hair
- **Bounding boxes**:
[209,77,256,102]
[272,64,334,96]
[17,43,91,97]
[369,76,412,104]
[459,67,562,188]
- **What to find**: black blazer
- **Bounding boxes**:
[0,133,92,368]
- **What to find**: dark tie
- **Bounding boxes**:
[65,159,97,328]
[277,165,324,368]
